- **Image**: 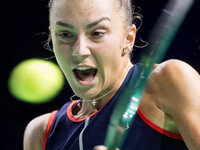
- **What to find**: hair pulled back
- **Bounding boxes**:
[48,0,142,28]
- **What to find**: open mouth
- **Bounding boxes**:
[73,67,97,82]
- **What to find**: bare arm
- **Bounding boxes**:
[95,60,200,150]
[146,59,200,150]
[23,113,51,150]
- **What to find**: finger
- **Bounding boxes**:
[94,145,107,150]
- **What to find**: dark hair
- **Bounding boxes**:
[46,0,143,52]
[48,0,141,28]
[116,0,134,26]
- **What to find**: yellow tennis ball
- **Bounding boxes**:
[8,58,65,104]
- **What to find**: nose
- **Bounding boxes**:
[72,35,91,60]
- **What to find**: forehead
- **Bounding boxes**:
[50,0,119,24]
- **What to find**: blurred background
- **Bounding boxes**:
[1,0,200,149]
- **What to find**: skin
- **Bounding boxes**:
[142,60,200,149]
[50,0,135,110]
[23,0,200,150]
[95,60,200,150]
[23,113,51,150]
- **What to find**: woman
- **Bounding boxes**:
[24,0,200,149]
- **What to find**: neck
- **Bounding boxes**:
[82,61,133,110]
[73,61,133,118]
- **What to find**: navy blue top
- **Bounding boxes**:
[45,64,187,150]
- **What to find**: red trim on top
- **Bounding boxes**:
[137,108,183,140]
[67,97,115,122]
[67,101,101,122]
[43,110,58,150]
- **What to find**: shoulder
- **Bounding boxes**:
[150,59,200,108]
[141,59,200,133]
[23,113,51,150]
[153,59,199,78]
[153,59,195,74]
[148,59,200,99]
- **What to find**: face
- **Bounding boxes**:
[50,0,135,100]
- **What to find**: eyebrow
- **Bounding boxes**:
[86,17,111,29]
[55,21,74,29]
[55,17,111,29]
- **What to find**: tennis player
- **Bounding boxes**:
[24,0,200,149]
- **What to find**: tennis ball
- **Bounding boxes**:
[8,58,65,104]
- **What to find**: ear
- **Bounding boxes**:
[123,24,136,51]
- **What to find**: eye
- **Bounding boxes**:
[57,32,73,39]
[56,31,75,43]
[91,30,106,38]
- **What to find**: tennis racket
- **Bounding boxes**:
[104,0,195,149]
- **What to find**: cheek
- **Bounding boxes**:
[52,39,71,58]
[52,40,72,73]
[94,42,122,75]
[92,35,123,71]
[105,33,123,53]
[96,39,122,62]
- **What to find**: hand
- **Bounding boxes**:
[94,145,107,150]
[94,145,120,150]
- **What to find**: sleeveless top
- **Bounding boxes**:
[43,64,187,150]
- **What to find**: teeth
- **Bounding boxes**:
[76,67,91,70]
[86,77,94,81]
